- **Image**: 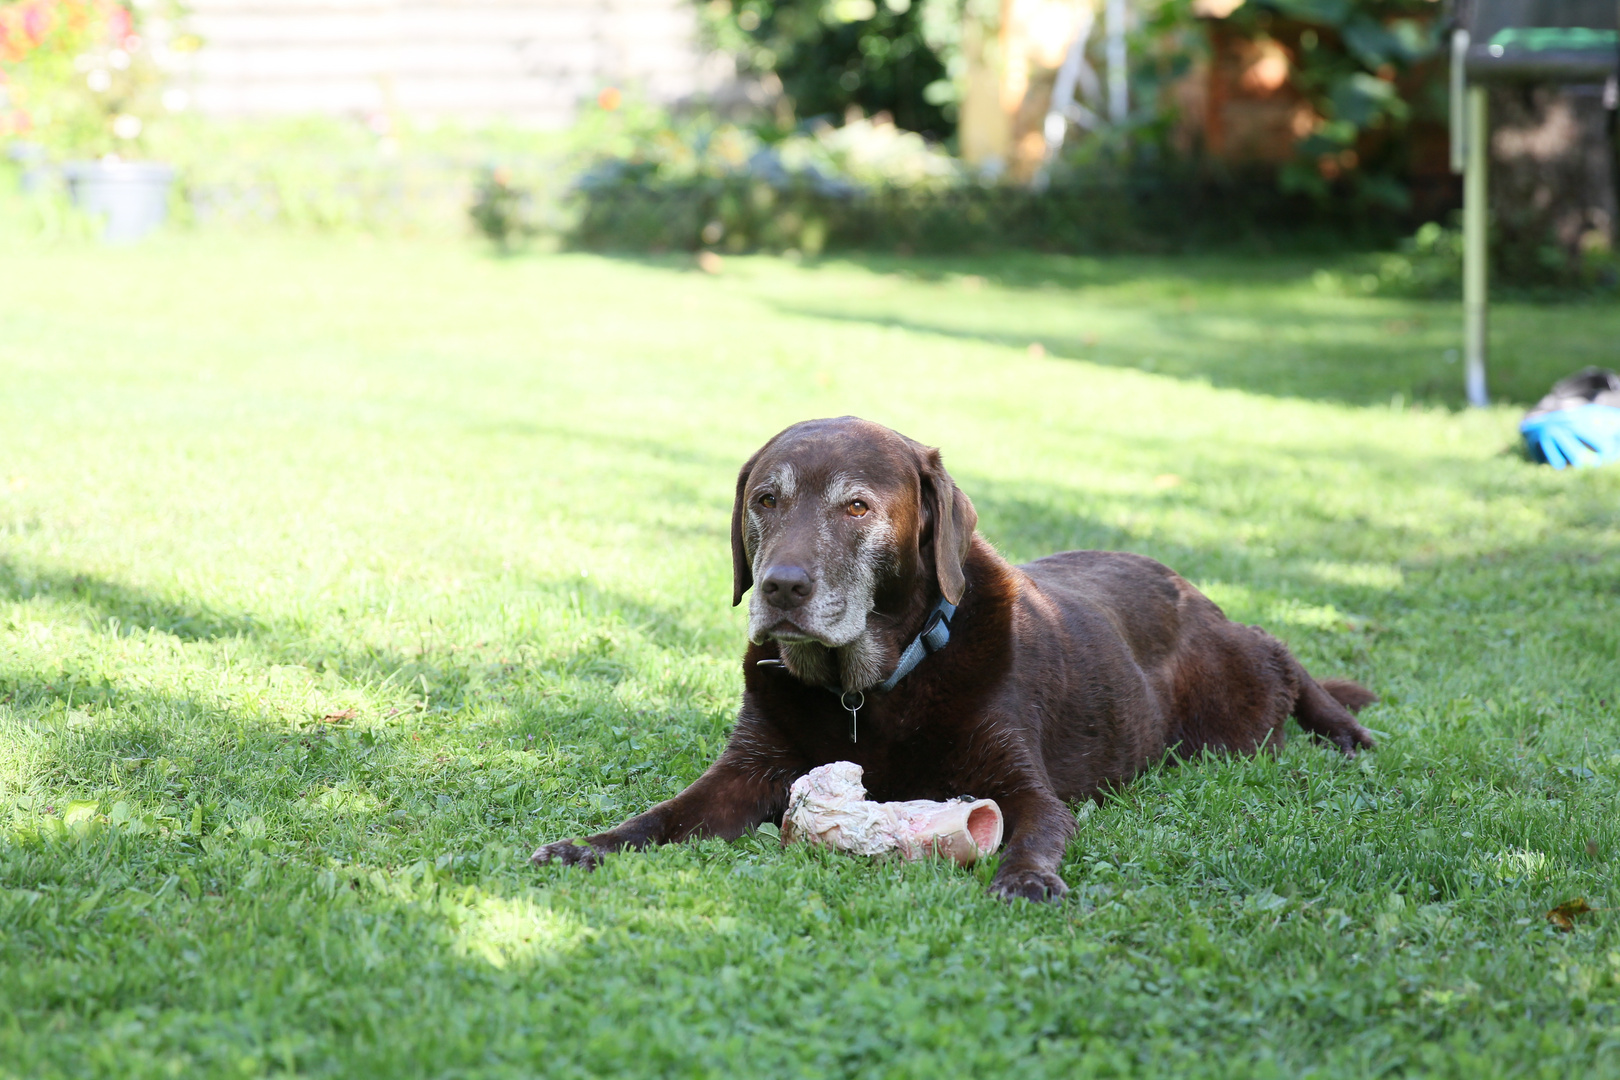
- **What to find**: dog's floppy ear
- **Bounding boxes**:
[730,448,763,607]
[919,447,977,605]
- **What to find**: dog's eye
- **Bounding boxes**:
[848,500,869,517]
[758,494,777,509]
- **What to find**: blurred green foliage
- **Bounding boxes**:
[94,114,583,235]
[1225,0,1445,209]
[572,165,1411,256]
[468,166,540,254]
[700,0,954,136]
[1318,219,1620,300]
[0,0,187,161]
[696,0,1450,212]
[568,109,970,253]
[561,104,1415,255]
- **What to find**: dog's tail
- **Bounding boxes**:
[1320,679,1378,714]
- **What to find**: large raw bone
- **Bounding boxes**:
[779,761,1004,866]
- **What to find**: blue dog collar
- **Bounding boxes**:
[876,594,957,693]
[756,593,958,743]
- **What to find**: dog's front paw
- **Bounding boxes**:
[989,865,1068,904]
[530,840,603,868]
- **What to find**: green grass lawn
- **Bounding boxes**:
[2,231,1619,1079]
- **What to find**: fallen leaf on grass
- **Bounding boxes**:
[321,709,358,724]
[1546,898,1596,931]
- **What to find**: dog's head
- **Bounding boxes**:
[730,417,977,691]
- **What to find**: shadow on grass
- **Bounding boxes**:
[579,247,1619,408]
[0,568,729,884]
[0,567,731,849]
[0,554,736,724]
[0,561,260,642]
[773,252,1616,409]
[587,247,1454,407]
[770,299,1479,409]
[819,250,1329,290]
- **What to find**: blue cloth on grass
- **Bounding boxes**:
[1521,368,1620,470]
[1521,403,1620,469]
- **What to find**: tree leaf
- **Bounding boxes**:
[1546,898,1592,931]
[62,800,99,826]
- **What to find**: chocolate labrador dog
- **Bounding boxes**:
[532,417,1375,901]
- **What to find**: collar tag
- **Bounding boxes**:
[840,690,864,742]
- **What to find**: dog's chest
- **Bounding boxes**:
[770,699,977,802]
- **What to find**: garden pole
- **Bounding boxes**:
[1611,4,1620,249]
[1611,72,1620,261]
[1449,29,1469,174]
[1463,85,1489,408]
[1107,0,1128,125]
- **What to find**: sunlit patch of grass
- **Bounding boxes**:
[1265,599,1363,631]
[0,714,44,800]
[1307,560,1405,591]
[449,891,594,970]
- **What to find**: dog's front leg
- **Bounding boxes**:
[988,786,1077,903]
[530,745,792,869]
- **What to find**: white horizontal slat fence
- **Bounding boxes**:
[180,0,709,126]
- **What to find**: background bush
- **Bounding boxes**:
[701,0,954,137]
[561,107,1420,257]
[0,0,189,160]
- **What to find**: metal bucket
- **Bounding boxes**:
[62,161,175,243]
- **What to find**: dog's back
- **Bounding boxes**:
[1016,549,1375,761]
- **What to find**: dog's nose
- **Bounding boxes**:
[760,565,815,610]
